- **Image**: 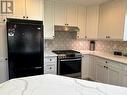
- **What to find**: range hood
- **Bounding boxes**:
[55,25,79,32]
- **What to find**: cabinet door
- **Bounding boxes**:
[54,1,66,25]
[89,55,95,80]
[86,6,99,39]
[10,0,25,19]
[0,22,7,58]
[94,57,108,83]
[108,61,123,86]
[44,0,54,39]
[99,0,124,40]
[95,62,108,83]
[26,0,44,20]
[0,61,8,83]
[122,72,127,87]
[81,55,89,79]
[108,66,122,86]
[66,4,78,26]
[77,6,86,39]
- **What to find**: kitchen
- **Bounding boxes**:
[1,0,127,95]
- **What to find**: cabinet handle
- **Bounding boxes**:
[66,24,69,26]
[105,61,108,63]
[104,66,106,68]
[23,16,25,18]
[26,16,28,19]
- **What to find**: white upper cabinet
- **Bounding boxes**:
[77,5,99,39]
[54,1,66,26]
[66,4,78,26]
[12,0,25,19]
[54,1,78,26]
[77,6,86,39]
[10,0,44,20]
[98,0,127,40]
[44,0,55,39]
[26,0,44,20]
[86,5,99,39]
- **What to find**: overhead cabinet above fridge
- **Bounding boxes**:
[7,0,44,20]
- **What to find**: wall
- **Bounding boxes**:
[44,31,127,54]
[95,41,127,54]
[44,32,89,51]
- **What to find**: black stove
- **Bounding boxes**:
[52,50,81,59]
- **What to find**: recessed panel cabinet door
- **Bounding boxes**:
[77,6,86,39]
[0,61,8,83]
[95,62,108,83]
[26,0,44,20]
[12,0,25,19]
[44,0,54,39]
[54,1,66,26]
[66,4,78,26]
[108,67,121,86]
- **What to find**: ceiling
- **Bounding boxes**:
[54,0,111,6]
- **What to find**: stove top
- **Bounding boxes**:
[52,50,81,59]
[52,50,80,54]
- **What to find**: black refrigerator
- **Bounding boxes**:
[7,18,44,79]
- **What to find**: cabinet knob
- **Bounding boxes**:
[85,36,87,39]
[26,16,28,19]
[105,61,108,63]
[23,16,25,18]
[50,59,52,61]
[3,19,6,22]
[77,36,79,38]
[49,67,52,69]
[104,66,106,68]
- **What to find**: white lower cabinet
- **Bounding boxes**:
[89,55,95,80]
[0,61,8,83]
[82,55,124,86]
[81,55,89,79]
[82,55,95,80]
[122,64,127,87]
[44,56,57,74]
[94,57,108,83]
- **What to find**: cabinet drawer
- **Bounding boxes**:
[44,64,56,74]
[44,57,57,63]
[108,61,123,70]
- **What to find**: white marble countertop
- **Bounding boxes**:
[44,50,57,57]
[0,74,127,95]
[79,50,127,64]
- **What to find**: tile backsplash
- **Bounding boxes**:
[44,31,127,54]
[95,41,127,54]
[44,32,89,51]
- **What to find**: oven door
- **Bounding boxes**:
[58,58,81,78]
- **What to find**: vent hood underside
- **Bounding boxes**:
[55,25,79,32]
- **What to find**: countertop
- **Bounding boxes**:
[0,74,127,95]
[79,50,127,65]
[44,50,57,57]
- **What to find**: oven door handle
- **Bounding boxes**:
[60,58,81,62]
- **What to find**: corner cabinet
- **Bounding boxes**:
[44,0,55,39]
[8,0,44,20]
[98,0,127,41]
